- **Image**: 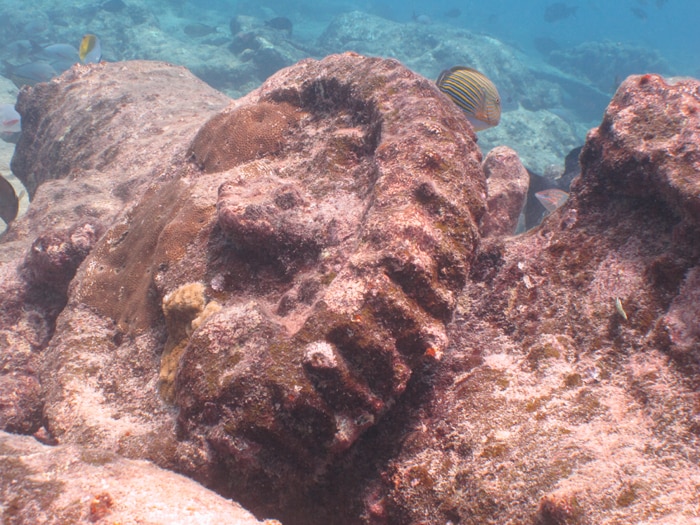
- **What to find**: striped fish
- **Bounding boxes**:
[436,66,501,131]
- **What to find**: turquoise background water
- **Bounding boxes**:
[1,0,698,231]
[197,0,699,73]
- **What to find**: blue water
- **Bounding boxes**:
[201,0,699,73]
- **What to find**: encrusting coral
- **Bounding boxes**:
[189,101,304,173]
[159,282,221,401]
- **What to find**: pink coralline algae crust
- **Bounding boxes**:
[1,53,487,522]
[368,75,700,525]
[579,74,700,223]
[1,56,699,525]
[172,53,486,512]
[480,145,529,237]
[0,62,231,470]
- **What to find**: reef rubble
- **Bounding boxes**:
[0,54,698,524]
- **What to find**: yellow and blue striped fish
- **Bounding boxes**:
[436,66,501,131]
[79,34,102,64]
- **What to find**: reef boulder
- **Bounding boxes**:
[0,61,231,449]
[479,145,529,237]
[168,52,487,512]
[1,55,699,525]
[0,431,274,525]
[364,73,700,524]
[1,52,487,522]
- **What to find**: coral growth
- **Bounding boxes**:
[189,101,304,173]
[159,282,221,401]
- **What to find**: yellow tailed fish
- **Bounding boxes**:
[79,34,102,64]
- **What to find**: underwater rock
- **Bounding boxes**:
[2,54,698,525]
[0,431,274,525]
[0,61,229,464]
[2,52,484,521]
[11,61,229,199]
[363,74,700,524]
[578,74,700,223]
[172,52,485,513]
[480,146,529,237]
[548,40,672,94]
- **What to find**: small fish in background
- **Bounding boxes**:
[79,34,102,63]
[0,104,21,144]
[656,0,668,7]
[35,43,80,73]
[630,7,648,19]
[535,188,569,213]
[184,23,218,38]
[101,0,127,13]
[3,40,34,60]
[0,174,19,226]
[2,60,57,87]
[544,2,578,23]
[264,17,293,35]
[21,20,49,38]
[412,12,432,25]
[35,43,80,62]
[533,36,562,57]
[436,66,501,131]
[443,7,461,19]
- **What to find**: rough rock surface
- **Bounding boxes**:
[0,61,230,458]
[480,145,529,237]
[361,73,700,524]
[0,431,274,525]
[1,53,485,522]
[1,56,699,525]
[156,52,484,512]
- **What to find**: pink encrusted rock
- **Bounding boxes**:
[1,53,486,522]
[364,75,700,524]
[0,61,230,458]
[172,53,485,512]
[578,74,700,222]
[0,431,274,525]
[480,145,529,237]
